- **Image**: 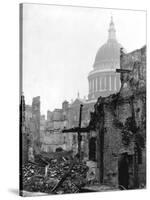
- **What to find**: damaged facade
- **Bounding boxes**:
[21,96,41,163]
[90,45,146,189]
[20,95,29,164]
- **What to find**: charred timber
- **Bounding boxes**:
[62,127,91,133]
[116,69,132,73]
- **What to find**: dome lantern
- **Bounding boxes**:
[108,16,116,41]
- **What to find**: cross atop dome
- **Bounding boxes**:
[108,16,116,41]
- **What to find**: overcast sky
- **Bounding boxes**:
[22,4,146,115]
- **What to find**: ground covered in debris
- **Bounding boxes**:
[22,155,89,194]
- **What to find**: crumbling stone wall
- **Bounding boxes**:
[90,46,146,188]
[20,95,29,164]
[31,96,41,154]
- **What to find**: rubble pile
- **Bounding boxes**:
[22,163,46,192]
[22,156,89,194]
[55,162,88,194]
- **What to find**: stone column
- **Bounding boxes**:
[93,79,95,97]
[95,77,97,92]
[89,80,91,93]
[114,76,117,91]
[106,75,109,91]
[104,76,106,90]
[99,77,101,91]
[93,79,95,92]
[91,79,93,93]
[97,77,100,91]
[109,75,111,91]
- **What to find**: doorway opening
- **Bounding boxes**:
[118,153,129,189]
[89,137,96,161]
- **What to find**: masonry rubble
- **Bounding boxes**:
[22,154,88,194]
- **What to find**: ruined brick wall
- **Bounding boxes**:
[95,91,146,188]
[31,96,41,154]
[103,102,122,185]
[91,46,146,188]
[20,95,29,164]
[120,46,146,91]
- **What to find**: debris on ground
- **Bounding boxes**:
[22,154,89,194]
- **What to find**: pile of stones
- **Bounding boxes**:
[22,156,88,194]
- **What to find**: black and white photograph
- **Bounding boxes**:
[19,3,146,197]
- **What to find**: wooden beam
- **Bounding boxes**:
[116,69,132,73]
[62,127,91,133]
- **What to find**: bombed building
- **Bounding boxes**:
[89,45,146,189]
[21,45,146,193]
[20,15,146,194]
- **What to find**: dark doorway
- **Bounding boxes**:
[89,137,96,161]
[118,153,129,189]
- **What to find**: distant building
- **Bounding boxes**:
[41,96,92,156]
[88,17,123,100]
